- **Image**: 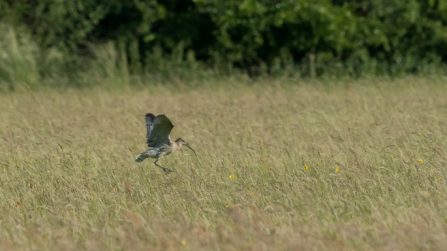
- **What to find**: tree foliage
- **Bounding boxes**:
[2,0,447,73]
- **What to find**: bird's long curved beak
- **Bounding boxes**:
[184,144,197,157]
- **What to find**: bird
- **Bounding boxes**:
[135,113,197,173]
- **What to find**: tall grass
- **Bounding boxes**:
[0,77,447,250]
[0,24,40,91]
[0,24,226,91]
[2,24,447,93]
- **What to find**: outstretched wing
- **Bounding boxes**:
[145,113,156,145]
[147,114,174,147]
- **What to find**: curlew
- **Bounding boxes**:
[135,113,197,173]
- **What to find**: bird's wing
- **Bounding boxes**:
[147,114,174,147]
[145,113,156,145]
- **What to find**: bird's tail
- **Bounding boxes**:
[135,152,147,162]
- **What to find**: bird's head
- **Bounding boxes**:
[175,138,186,144]
[175,138,197,157]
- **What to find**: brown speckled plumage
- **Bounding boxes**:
[135,114,197,173]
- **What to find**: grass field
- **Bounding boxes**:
[1,76,447,250]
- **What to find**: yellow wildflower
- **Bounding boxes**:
[419,159,423,163]
[179,170,182,172]
[437,178,441,181]
[304,166,308,170]
[181,240,186,246]
[225,204,229,208]
[228,199,231,202]
[335,168,339,172]
[250,193,252,196]
[344,194,348,197]
[230,174,235,178]
[439,192,442,195]
[114,187,118,191]
[30,158,33,162]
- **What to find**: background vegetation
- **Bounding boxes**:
[1,78,447,250]
[2,2,447,250]
[1,0,447,90]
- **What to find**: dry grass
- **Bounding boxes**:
[1,77,447,250]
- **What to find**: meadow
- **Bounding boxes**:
[1,76,447,250]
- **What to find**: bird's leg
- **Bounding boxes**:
[154,159,172,173]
